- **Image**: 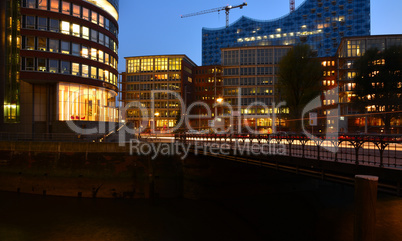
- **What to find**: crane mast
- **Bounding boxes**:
[290,0,295,12]
[181,2,248,28]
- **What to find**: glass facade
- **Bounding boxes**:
[4,0,21,123]
[58,82,118,122]
[123,55,197,129]
[202,0,370,65]
[222,46,291,122]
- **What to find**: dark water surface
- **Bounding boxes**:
[0,159,401,241]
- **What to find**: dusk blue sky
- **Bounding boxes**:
[117,0,402,72]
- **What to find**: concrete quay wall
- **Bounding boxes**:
[0,141,183,199]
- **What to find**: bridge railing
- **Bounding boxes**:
[174,133,402,169]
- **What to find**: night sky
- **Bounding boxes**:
[117,0,402,71]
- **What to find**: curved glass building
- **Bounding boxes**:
[1,0,120,134]
[202,0,370,65]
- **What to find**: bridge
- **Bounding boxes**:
[174,133,402,196]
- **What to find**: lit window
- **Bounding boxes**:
[105,53,109,65]
[61,21,70,35]
[38,0,47,10]
[98,50,104,63]
[91,66,97,79]
[98,69,104,80]
[82,8,89,20]
[72,24,80,37]
[91,48,97,60]
[99,15,104,27]
[82,26,89,39]
[73,4,81,17]
[50,0,59,12]
[91,11,98,24]
[82,65,89,77]
[105,70,109,82]
[72,63,80,76]
[81,46,89,58]
[62,1,70,15]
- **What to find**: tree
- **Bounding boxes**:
[354,46,402,134]
[278,44,323,131]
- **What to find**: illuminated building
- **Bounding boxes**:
[202,0,370,65]
[221,45,292,133]
[0,0,119,134]
[121,55,197,131]
[336,35,402,133]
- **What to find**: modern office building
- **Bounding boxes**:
[0,0,120,135]
[336,35,402,133]
[121,55,197,131]
[221,45,292,133]
[202,0,370,65]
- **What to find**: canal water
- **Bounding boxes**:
[0,158,401,241]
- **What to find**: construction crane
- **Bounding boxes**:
[181,2,248,28]
[290,0,295,12]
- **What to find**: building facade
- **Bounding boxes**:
[336,35,402,133]
[202,0,370,65]
[221,46,292,133]
[0,0,120,134]
[193,65,222,130]
[121,55,197,131]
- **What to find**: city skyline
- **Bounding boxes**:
[118,0,402,71]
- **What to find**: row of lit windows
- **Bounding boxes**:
[323,70,336,77]
[196,96,216,101]
[126,83,181,91]
[23,0,118,36]
[125,74,181,82]
[22,36,117,70]
[322,60,336,67]
[323,80,336,86]
[21,57,118,86]
[194,77,222,83]
[127,58,182,73]
[22,16,118,54]
[323,99,336,106]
